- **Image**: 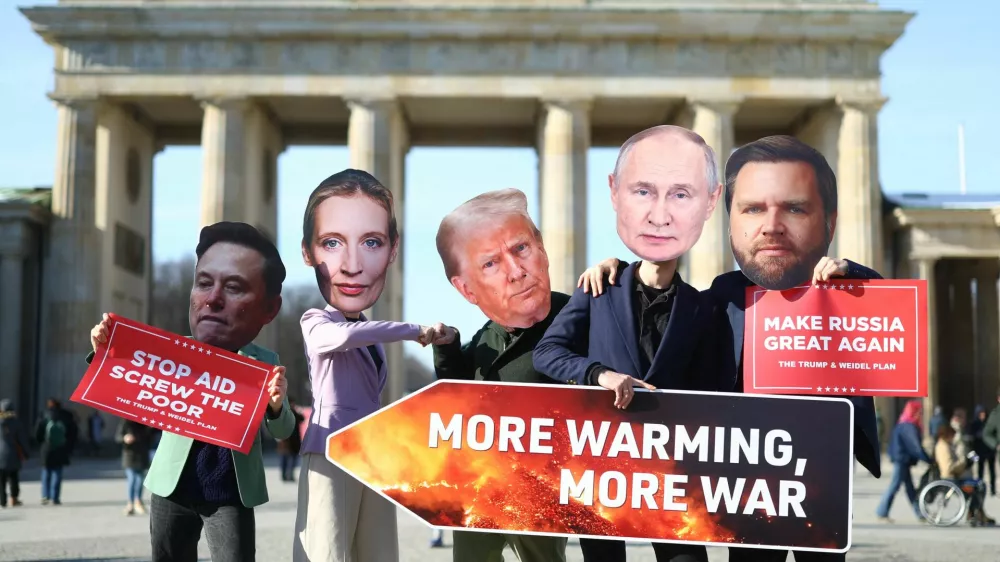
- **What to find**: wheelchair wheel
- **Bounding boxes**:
[918,479,967,526]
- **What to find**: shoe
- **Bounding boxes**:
[124,503,135,516]
[10,499,21,507]
[877,516,894,524]
[134,501,146,515]
[41,498,49,505]
[52,500,61,506]
[430,537,445,548]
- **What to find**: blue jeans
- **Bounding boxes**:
[41,467,63,503]
[280,454,298,481]
[126,468,145,503]
[876,461,921,518]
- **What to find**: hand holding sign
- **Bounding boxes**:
[73,313,276,454]
[90,313,112,351]
[267,366,287,413]
[811,257,849,286]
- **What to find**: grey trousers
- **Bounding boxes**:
[150,493,255,562]
[292,452,399,562]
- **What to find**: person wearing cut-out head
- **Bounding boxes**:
[430,188,570,562]
[292,169,449,562]
[533,125,732,562]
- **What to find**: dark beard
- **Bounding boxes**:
[733,240,830,291]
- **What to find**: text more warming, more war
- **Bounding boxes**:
[427,413,810,518]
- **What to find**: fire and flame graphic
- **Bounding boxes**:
[327,381,847,550]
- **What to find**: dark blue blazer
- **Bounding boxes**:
[706,260,884,478]
[533,261,724,391]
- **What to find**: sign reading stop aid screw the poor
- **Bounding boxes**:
[326,380,855,553]
[70,313,273,454]
[743,279,927,397]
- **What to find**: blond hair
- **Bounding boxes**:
[436,188,541,280]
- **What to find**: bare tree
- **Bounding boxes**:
[150,257,195,335]
[273,284,325,404]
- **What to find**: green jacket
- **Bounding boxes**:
[983,403,1000,451]
[433,291,570,383]
[86,341,295,508]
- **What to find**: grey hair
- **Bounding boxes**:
[611,125,720,193]
[436,188,542,280]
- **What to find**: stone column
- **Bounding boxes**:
[975,259,1000,407]
[0,224,26,405]
[677,99,740,290]
[946,261,976,408]
[917,258,939,429]
[200,98,250,227]
[536,99,591,295]
[834,98,887,272]
[347,97,409,405]
[42,98,102,405]
[795,104,842,257]
[95,104,155,324]
[242,107,284,352]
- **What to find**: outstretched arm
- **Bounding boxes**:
[300,308,423,356]
[433,326,483,380]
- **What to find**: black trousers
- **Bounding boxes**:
[580,537,709,562]
[150,493,255,562]
[729,547,846,562]
[0,470,19,503]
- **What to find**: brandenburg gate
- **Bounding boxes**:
[20,0,911,405]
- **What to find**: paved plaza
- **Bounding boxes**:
[0,454,997,562]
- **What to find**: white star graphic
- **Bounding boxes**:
[206,350,212,356]
[174,339,180,345]
[816,386,823,392]
[825,386,831,392]
[182,342,189,349]
[199,347,205,353]
[850,387,856,392]
[141,417,147,422]
[839,284,846,289]
[158,421,164,427]
[166,425,173,431]
[848,284,854,290]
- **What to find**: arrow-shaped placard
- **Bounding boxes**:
[326,380,854,553]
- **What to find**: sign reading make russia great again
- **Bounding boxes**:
[71,313,273,454]
[744,279,927,397]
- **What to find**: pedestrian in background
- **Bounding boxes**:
[876,400,931,523]
[117,418,153,515]
[0,399,29,507]
[34,399,74,505]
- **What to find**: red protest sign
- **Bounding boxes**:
[743,279,927,397]
[327,380,855,552]
[70,314,274,454]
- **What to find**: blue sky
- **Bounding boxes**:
[0,1,995,369]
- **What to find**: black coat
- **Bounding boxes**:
[34,408,74,468]
[116,419,153,471]
[0,401,29,471]
[533,265,725,392]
